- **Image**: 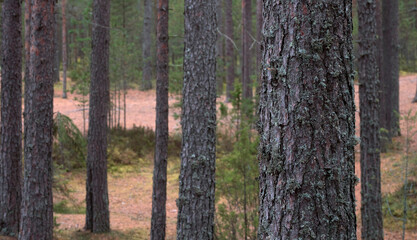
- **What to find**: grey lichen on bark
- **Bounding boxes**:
[176,0,217,239]
[258,1,357,239]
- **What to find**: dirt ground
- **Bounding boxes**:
[52,76,417,239]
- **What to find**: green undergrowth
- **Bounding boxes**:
[54,229,148,240]
[54,200,85,214]
[382,181,417,231]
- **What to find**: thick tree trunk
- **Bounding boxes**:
[380,0,400,139]
[142,0,153,90]
[358,1,384,239]
[85,0,111,233]
[150,0,169,238]
[258,1,357,239]
[19,1,55,239]
[225,0,235,101]
[177,0,217,239]
[62,0,67,99]
[0,0,22,236]
[241,0,252,100]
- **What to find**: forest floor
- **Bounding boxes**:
[39,75,417,239]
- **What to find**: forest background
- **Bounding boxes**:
[0,0,417,239]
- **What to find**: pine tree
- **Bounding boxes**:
[142,0,153,90]
[380,0,400,139]
[0,0,22,236]
[177,0,217,238]
[358,0,384,239]
[62,0,68,99]
[225,0,235,101]
[85,0,111,233]
[19,0,56,239]
[150,0,169,238]
[241,0,252,100]
[258,1,357,238]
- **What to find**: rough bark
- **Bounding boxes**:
[85,0,110,233]
[62,0,67,99]
[19,1,55,239]
[241,0,252,100]
[358,1,384,239]
[258,1,357,239]
[380,0,400,139]
[0,0,22,236]
[225,0,235,101]
[177,0,217,239]
[142,0,153,90]
[150,0,169,238]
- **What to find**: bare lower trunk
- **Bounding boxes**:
[0,0,22,236]
[225,0,235,101]
[85,0,111,233]
[150,0,169,238]
[177,0,217,239]
[258,1,357,238]
[358,1,384,239]
[142,0,153,90]
[62,0,67,99]
[380,0,400,138]
[20,1,55,239]
[241,0,252,100]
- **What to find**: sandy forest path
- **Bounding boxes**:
[52,75,417,239]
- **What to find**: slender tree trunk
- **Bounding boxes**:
[85,0,110,233]
[216,0,224,96]
[177,0,217,239]
[358,1,384,239]
[150,0,169,238]
[62,0,67,99]
[225,0,235,101]
[258,1,357,238]
[0,0,22,236]
[142,0,153,90]
[19,1,55,239]
[241,0,252,100]
[256,0,262,95]
[380,0,400,139]
[53,6,60,83]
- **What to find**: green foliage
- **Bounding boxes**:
[52,112,87,170]
[383,181,417,230]
[54,200,85,214]
[215,84,259,239]
[108,126,182,167]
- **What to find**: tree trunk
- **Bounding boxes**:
[19,0,55,239]
[358,1,384,239]
[142,0,153,90]
[177,0,217,239]
[216,0,224,96]
[53,6,60,83]
[85,0,110,233]
[225,0,235,101]
[258,1,357,239]
[241,0,252,100]
[256,0,262,95]
[150,0,169,238]
[62,0,67,99]
[0,0,22,236]
[380,0,400,139]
